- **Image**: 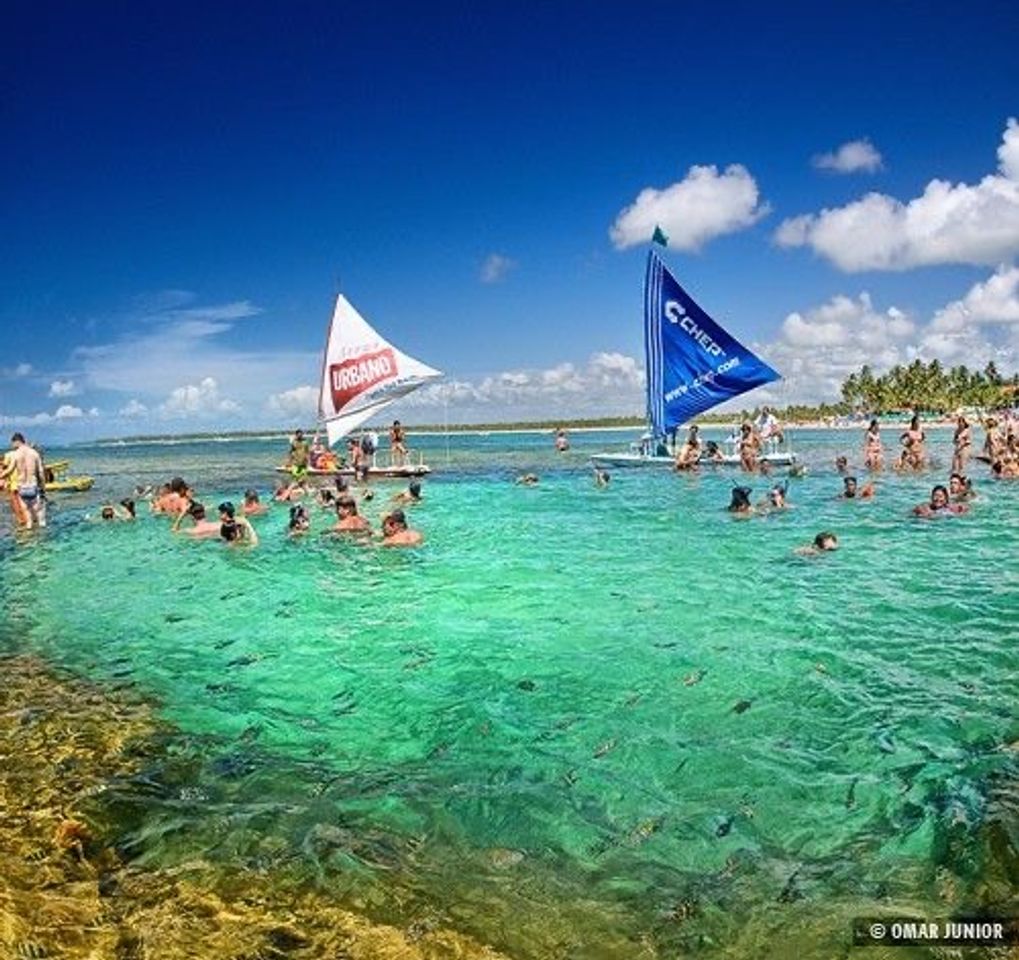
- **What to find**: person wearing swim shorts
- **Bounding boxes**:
[2,433,46,529]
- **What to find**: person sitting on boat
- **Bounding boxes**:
[727,486,754,517]
[913,485,967,517]
[674,425,702,470]
[389,420,408,466]
[738,423,760,473]
[380,508,422,546]
[172,501,222,538]
[243,489,269,516]
[392,480,423,505]
[754,406,784,444]
[331,495,371,533]
[308,434,326,470]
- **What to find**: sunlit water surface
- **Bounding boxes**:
[2,428,1017,958]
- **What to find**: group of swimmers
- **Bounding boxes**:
[672,409,1019,478]
[107,473,424,547]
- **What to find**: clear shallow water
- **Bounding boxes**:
[2,428,1018,957]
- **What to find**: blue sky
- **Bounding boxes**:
[3,1,1019,439]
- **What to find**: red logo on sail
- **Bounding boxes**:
[329,348,397,411]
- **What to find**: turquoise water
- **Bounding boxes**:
[2,428,1018,957]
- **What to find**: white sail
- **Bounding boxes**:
[317,295,442,448]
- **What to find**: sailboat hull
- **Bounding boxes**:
[276,464,431,479]
[590,451,798,469]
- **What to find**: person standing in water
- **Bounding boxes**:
[738,423,760,473]
[952,415,972,475]
[674,425,702,470]
[863,419,884,471]
[898,414,926,470]
[1,433,47,529]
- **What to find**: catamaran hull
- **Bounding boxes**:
[276,465,431,479]
[590,452,798,469]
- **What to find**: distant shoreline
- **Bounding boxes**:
[78,416,972,447]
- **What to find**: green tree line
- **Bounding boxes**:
[839,360,1018,414]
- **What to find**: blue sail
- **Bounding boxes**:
[644,251,779,436]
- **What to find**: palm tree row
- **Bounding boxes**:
[840,360,1018,414]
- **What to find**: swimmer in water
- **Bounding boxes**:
[515,473,539,486]
[243,489,269,516]
[392,480,423,505]
[594,468,610,488]
[172,501,222,538]
[380,508,423,546]
[331,496,371,534]
[98,498,136,521]
[835,455,849,474]
[760,482,788,511]
[796,531,839,555]
[913,484,968,517]
[727,486,755,517]
[948,473,975,502]
[219,501,259,545]
[288,504,311,535]
[839,476,874,499]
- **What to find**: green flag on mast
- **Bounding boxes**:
[651,225,669,247]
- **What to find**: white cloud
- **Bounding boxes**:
[480,253,516,284]
[267,384,319,417]
[54,404,85,420]
[758,271,1019,402]
[929,265,1019,332]
[48,379,76,397]
[72,297,316,413]
[776,118,1019,271]
[812,139,883,174]
[611,164,769,251]
[399,352,646,420]
[159,378,241,419]
[118,399,148,418]
[2,362,33,378]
